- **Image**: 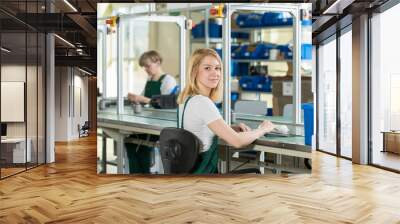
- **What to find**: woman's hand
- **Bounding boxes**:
[257,120,275,134]
[128,93,150,104]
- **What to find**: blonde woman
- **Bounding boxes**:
[177,48,275,174]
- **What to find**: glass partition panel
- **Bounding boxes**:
[120,19,180,121]
[96,21,118,115]
[371,5,400,171]
[339,28,352,158]
[1,30,27,177]
[317,36,337,154]
[226,6,309,139]
[27,31,38,169]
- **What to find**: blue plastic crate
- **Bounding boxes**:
[302,103,314,146]
[277,45,293,59]
[231,32,250,39]
[262,12,293,26]
[301,19,312,26]
[236,14,248,27]
[191,20,222,38]
[243,43,276,59]
[266,108,273,116]
[301,44,312,60]
[236,13,263,27]
[232,45,248,59]
[231,62,249,76]
[239,75,271,92]
[214,48,222,58]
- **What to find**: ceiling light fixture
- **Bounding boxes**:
[78,67,92,76]
[323,0,355,15]
[54,34,75,48]
[63,0,78,12]
[1,47,11,53]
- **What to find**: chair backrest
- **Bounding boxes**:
[82,121,90,129]
[159,127,201,174]
[234,100,267,115]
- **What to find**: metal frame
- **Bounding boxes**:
[98,113,311,174]
[0,5,48,179]
[336,23,341,157]
[98,14,187,173]
[100,14,187,119]
[97,26,107,100]
[223,3,303,126]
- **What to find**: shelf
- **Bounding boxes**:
[240,90,272,94]
[191,37,249,44]
[232,25,293,32]
[191,38,222,43]
[232,59,291,63]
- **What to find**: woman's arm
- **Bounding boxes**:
[127,93,151,104]
[208,119,274,148]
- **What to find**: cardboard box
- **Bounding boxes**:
[271,76,313,116]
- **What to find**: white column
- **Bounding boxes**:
[352,14,369,164]
[46,33,55,163]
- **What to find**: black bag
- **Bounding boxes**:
[150,94,178,109]
[159,96,202,174]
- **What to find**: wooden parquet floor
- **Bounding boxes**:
[1,135,400,223]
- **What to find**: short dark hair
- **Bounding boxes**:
[139,50,162,66]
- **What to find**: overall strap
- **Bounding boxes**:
[181,96,193,129]
[158,74,167,82]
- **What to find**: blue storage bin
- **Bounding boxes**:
[191,20,222,38]
[301,19,312,26]
[277,45,293,59]
[243,43,275,59]
[239,32,250,39]
[236,13,263,27]
[301,44,312,60]
[262,12,280,26]
[302,103,314,146]
[245,13,263,27]
[231,92,239,103]
[232,45,248,59]
[266,108,273,116]
[239,76,271,92]
[238,63,249,76]
[236,14,248,27]
[262,12,293,26]
[214,48,222,58]
[231,62,249,76]
[231,32,250,39]
[216,92,239,109]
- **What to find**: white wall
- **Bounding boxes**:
[55,67,89,141]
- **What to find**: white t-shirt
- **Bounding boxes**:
[182,95,222,153]
[160,74,177,95]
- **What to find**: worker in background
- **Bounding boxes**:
[128,50,177,104]
[126,50,177,174]
[177,48,275,174]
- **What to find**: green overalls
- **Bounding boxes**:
[182,96,219,174]
[125,74,166,174]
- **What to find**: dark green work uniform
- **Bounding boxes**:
[182,96,220,174]
[125,74,166,174]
